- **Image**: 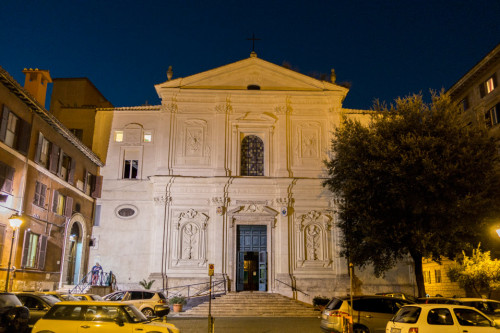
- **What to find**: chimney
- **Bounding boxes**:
[22,68,52,107]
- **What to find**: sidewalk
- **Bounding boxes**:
[166,316,323,333]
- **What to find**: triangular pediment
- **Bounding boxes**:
[155,54,347,93]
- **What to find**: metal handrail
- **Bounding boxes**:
[275,279,309,297]
[70,270,116,294]
[163,279,227,299]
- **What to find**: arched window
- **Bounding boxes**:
[241,135,264,176]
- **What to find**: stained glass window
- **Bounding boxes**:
[241,135,264,176]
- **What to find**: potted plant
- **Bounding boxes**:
[313,295,330,311]
[169,295,187,313]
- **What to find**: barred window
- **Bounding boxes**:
[241,135,264,176]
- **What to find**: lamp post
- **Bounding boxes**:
[5,213,23,292]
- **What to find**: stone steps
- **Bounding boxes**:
[178,292,319,317]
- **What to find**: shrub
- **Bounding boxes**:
[168,295,187,305]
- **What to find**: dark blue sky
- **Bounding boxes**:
[1,1,499,110]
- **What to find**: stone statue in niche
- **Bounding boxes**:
[181,223,199,260]
[305,224,321,260]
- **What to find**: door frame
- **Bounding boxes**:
[227,204,277,293]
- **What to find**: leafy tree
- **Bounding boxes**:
[323,92,500,297]
[448,245,500,298]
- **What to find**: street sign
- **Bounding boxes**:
[208,263,214,276]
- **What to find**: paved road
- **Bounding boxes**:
[167,317,323,333]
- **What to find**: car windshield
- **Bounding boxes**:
[41,295,61,306]
[123,305,148,323]
[325,298,343,310]
[61,294,79,301]
[0,294,23,307]
[106,292,124,301]
[392,306,421,323]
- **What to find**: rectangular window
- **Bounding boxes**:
[485,103,500,127]
[94,204,101,227]
[26,232,39,268]
[480,74,498,97]
[59,153,72,181]
[123,160,138,179]
[33,181,47,208]
[0,224,5,264]
[486,77,496,94]
[0,107,31,155]
[435,269,442,283]
[0,162,14,194]
[52,190,66,216]
[114,131,123,142]
[69,128,83,141]
[21,231,47,269]
[460,97,469,111]
[35,133,51,169]
[424,270,432,284]
[143,130,152,143]
[4,112,18,148]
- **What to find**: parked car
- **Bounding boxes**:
[417,296,462,304]
[455,298,500,323]
[376,292,418,303]
[0,292,30,333]
[103,290,169,317]
[71,293,104,301]
[386,303,500,332]
[321,295,414,333]
[13,292,60,328]
[32,301,178,333]
[41,291,80,301]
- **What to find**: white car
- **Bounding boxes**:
[386,303,500,333]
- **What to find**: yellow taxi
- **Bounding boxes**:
[32,301,179,333]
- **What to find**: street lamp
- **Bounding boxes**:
[5,213,23,292]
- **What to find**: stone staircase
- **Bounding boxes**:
[178,292,319,317]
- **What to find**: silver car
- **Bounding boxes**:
[321,295,413,333]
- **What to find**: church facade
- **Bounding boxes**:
[89,53,414,301]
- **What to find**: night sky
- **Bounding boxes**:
[1,1,499,110]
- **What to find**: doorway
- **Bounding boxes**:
[66,223,83,284]
[236,225,267,291]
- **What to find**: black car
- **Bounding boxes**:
[0,292,30,333]
[13,292,60,329]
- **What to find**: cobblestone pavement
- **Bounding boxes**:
[166,316,323,333]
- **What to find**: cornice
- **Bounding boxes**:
[0,66,104,167]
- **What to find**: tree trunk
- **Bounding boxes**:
[410,250,426,298]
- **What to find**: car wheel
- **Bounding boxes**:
[141,308,154,317]
[353,325,369,333]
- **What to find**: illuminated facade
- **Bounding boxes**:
[88,53,415,302]
[0,67,103,291]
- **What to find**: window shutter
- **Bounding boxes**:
[64,196,73,218]
[41,183,47,207]
[16,119,31,155]
[37,235,48,270]
[49,143,60,174]
[2,165,14,193]
[0,163,6,192]
[0,106,9,142]
[91,175,103,198]
[35,132,43,163]
[68,158,76,185]
[52,190,59,213]
[493,73,498,88]
[21,230,31,268]
[83,170,88,194]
